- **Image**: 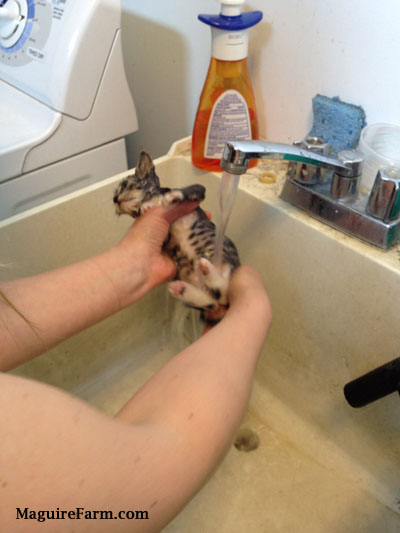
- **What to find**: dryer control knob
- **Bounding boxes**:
[0,0,27,46]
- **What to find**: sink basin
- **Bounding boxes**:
[1,137,399,531]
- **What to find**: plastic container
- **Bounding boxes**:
[191,0,262,172]
[358,123,400,190]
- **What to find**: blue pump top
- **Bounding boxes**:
[198,11,262,31]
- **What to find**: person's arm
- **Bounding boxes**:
[0,265,271,532]
[0,202,200,371]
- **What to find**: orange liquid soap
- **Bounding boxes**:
[191,1,262,172]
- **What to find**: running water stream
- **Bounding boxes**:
[213,171,240,266]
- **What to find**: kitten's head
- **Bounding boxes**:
[113,151,160,217]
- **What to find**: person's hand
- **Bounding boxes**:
[228,265,272,326]
[202,265,272,334]
[228,265,270,310]
[115,201,201,300]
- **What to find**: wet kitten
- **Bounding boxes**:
[113,151,240,324]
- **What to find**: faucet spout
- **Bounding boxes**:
[221,140,357,177]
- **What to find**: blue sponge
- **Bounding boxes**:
[307,94,367,154]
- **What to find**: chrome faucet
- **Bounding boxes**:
[221,139,357,177]
[221,138,400,249]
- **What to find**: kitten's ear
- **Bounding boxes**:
[136,151,154,179]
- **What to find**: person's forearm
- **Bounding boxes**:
[116,290,271,510]
[0,264,271,531]
[0,203,200,372]
[0,246,145,371]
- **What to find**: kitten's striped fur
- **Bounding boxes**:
[113,151,239,324]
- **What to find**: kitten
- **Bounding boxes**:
[113,151,240,324]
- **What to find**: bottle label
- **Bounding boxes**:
[204,90,251,159]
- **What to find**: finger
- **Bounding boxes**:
[157,253,177,283]
[162,200,201,224]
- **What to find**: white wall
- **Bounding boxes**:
[121,0,400,166]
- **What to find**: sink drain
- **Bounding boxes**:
[234,427,260,452]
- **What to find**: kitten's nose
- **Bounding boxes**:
[113,195,119,204]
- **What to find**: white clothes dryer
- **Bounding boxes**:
[0,0,138,220]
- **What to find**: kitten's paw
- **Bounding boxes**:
[198,257,227,284]
[198,258,231,305]
[169,280,216,308]
[140,202,156,215]
[169,280,187,297]
[163,190,184,205]
[198,257,212,276]
[185,184,206,202]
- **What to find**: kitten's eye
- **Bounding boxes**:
[121,179,129,190]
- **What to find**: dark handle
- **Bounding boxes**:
[344,357,400,408]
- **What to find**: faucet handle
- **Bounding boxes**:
[367,166,400,222]
[288,137,333,185]
[330,150,363,201]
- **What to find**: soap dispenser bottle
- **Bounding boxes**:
[192,0,262,172]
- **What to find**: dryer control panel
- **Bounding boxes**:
[0,0,121,119]
[0,0,53,65]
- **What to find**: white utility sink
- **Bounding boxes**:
[1,138,399,532]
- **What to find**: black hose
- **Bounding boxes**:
[344,357,400,408]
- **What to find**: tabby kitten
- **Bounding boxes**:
[113,151,239,324]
